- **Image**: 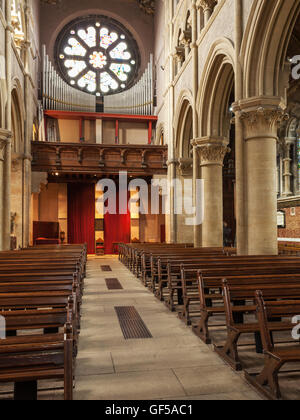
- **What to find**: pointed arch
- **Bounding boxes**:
[174,89,194,159]
[197,38,235,139]
[242,0,300,99]
[11,78,25,154]
[0,82,4,129]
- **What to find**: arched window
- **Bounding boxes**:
[55,15,140,96]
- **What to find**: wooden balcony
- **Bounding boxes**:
[31,141,168,177]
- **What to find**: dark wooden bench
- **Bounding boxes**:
[172,259,300,318]
[0,244,87,400]
[141,248,228,287]
[191,267,300,336]
[245,292,300,400]
[214,280,300,371]
[157,255,299,306]
[193,271,300,345]
[0,323,73,400]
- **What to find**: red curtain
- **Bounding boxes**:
[68,183,95,254]
[104,188,130,254]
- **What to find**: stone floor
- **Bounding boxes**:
[73,256,262,400]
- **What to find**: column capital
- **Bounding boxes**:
[166,158,179,167]
[0,130,12,161]
[178,157,193,176]
[196,0,215,11]
[285,136,297,145]
[0,129,12,142]
[0,141,5,162]
[179,29,192,46]
[233,97,289,141]
[193,137,230,166]
[173,46,185,63]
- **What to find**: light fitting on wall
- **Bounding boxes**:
[161,66,165,71]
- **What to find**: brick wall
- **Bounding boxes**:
[278,206,300,238]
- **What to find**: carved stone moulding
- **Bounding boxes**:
[193,136,230,166]
[40,0,61,4]
[197,0,217,12]
[233,97,289,140]
[0,129,12,162]
[178,158,193,177]
[137,0,155,15]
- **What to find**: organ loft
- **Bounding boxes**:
[0,0,300,402]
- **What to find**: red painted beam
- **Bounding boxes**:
[115,119,119,144]
[44,110,158,124]
[148,121,153,145]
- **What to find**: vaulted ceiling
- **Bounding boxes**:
[40,0,155,15]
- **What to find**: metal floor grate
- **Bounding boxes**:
[101,265,112,272]
[115,306,153,339]
[105,278,123,290]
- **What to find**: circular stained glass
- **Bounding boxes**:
[55,15,140,96]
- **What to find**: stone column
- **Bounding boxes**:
[174,47,185,72]
[235,99,288,255]
[179,28,192,59]
[167,159,178,243]
[0,130,12,251]
[192,141,201,247]
[191,0,201,247]
[198,0,216,25]
[23,154,32,247]
[282,139,294,197]
[196,1,205,33]
[4,0,13,251]
[195,137,229,247]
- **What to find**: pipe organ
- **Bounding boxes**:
[104,55,154,116]
[42,45,96,112]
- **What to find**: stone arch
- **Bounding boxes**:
[11,78,25,154]
[197,38,235,139]
[155,122,165,145]
[242,0,300,99]
[173,91,194,244]
[10,78,25,249]
[0,82,4,129]
[174,98,193,160]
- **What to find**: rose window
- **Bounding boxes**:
[55,16,140,96]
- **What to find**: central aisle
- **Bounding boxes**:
[74,256,261,400]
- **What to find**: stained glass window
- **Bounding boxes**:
[55,15,140,96]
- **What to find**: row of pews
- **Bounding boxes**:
[279,242,300,256]
[119,242,300,400]
[0,244,87,400]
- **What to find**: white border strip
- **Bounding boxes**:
[278,238,300,243]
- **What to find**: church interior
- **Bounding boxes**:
[1,0,300,401]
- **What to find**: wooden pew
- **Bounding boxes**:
[176,262,300,337]
[0,244,87,400]
[214,280,300,370]
[141,248,227,287]
[193,272,300,345]
[157,255,300,306]
[245,291,300,400]
[170,258,300,317]
[0,324,73,400]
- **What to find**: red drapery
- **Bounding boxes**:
[104,188,130,254]
[68,183,95,254]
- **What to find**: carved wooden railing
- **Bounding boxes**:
[31,142,168,176]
